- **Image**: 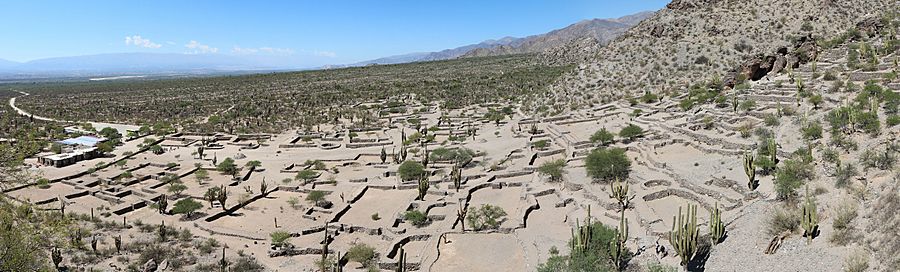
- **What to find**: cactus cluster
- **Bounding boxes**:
[709,203,725,244]
[609,178,631,211]
[570,206,593,254]
[669,204,699,268]
[744,153,757,190]
[609,210,629,271]
[801,186,819,244]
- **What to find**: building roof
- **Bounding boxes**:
[41,147,97,161]
[58,136,107,147]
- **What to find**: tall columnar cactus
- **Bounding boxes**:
[395,245,407,272]
[801,186,819,244]
[416,175,429,201]
[609,210,629,271]
[767,138,778,165]
[570,206,593,254]
[114,235,122,253]
[322,224,330,272]
[669,204,699,269]
[451,163,462,192]
[609,178,631,211]
[709,203,725,245]
[744,153,757,190]
[731,95,739,112]
[260,179,268,195]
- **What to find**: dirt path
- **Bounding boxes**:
[9,90,141,134]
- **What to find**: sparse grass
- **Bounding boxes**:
[767,206,800,236]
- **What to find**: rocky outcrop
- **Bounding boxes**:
[725,36,819,88]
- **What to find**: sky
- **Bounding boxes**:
[0,0,669,66]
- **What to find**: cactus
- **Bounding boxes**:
[609,209,629,271]
[767,138,778,165]
[451,163,462,192]
[416,175,429,201]
[159,221,167,241]
[380,147,387,164]
[158,194,168,214]
[570,206,593,254]
[217,186,228,210]
[609,178,631,211]
[456,202,467,232]
[90,235,98,252]
[744,153,757,190]
[801,186,819,244]
[395,245,407,272]
[709,203,725,244]
[260,179,268,195]
[669,204,699,269]
[114,235,122,253]
[322,223,330,272]
[731,95,739,112]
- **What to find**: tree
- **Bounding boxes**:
[167,181,188,196]
[306,190,326,205]
[466,204,507,231]
[98,127,121,140]
[618,124,644,142]
[585,148,631,183]
[50,143,63,154]
[590,128,615,146]
[295,169,318,184]
[149,144,164,155]
[244,160,261,168]
[171,198,203,218]
[194,168,209,183]
[96,142,114,154]
[398,161,425,181]
[538,159,567,182]
[217,158,238,178]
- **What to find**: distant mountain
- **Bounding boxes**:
[350,37,520,66]
[0,53,326,80]
[0,58,20,69]
[351,11,654,66]
[461,11,655,58]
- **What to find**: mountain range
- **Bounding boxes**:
[0,10,655,79]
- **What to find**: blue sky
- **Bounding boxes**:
[0,0,668,65]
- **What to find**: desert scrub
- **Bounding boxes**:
[404,210,428,227]
[346,243,377,267]
[844,250,869,272]
[585,147,631,183]
[774,160,814,200]
[829,202,858,246]
[767,206,800,236]
[466,204,508,231]
[269,231,291,247]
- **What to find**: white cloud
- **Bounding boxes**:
[185,40,218,54]
[124,35,162,49]
[232,46,295,56]
[311,50,336,58]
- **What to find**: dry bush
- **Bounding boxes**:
[829,202,859,246]
[844,250,869,272]
[767,206,800,236]
[868,178,900,270]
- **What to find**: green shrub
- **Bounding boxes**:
[801,122,823,140]
[269,231,291,247]
[398,161,425,180]
[774,160,814,200]
[538,159,567,182]
[763,114,780,126]
[590,128,615,145]
[585,148,631,183]
[618,124,644,141]
[404,210,428,227]
[466,204,508,231]
[171,198,203,218]
[346,243,377,266]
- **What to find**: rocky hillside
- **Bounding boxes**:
[461,11,654,58]
[550,0,899,109]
